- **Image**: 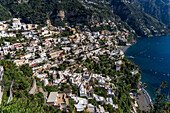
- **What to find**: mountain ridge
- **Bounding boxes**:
[134,0,170,27]
[0,0,169,37]
[111,1,169,36]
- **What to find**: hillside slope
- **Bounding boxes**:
[135,0,170,27]
[111,1,169,36]
[0,0,115,25]
[0,0,169,36]
[0,4,11,21]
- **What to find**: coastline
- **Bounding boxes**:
[123,42,154,111]
[121,45,131,53]
[137,88,153,111]
[137,34,170,38]
[143,88,153,108]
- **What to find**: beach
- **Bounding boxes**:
[125,36,170,98]
[124,42,154,111]
[137,88,153,111]
[120,45,131,53]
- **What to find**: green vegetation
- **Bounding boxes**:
[89,99,98,106]
[135,0,170,27]
[0,4,11,21]
[19,64,33,77]
[85,55,140,112]
[0,60,57,112]
[151,81,170,113]
[0,0,114,26]
[0,0,168,36]
[0,94,60,112]
[94,87,107,98]
[111,1,170,36]
[58,61,71,71]
[0,37,20,45]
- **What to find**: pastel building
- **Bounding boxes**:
[12,18,22,30]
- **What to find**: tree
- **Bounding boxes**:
[18,78,29,90]
[151,81,170,113]
[19,64,33,77]
[5,53,11,59]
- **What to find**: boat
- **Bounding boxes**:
[127,56,134,59]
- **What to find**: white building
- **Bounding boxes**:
[71,97,88,112]
[79,84,87,97]
[93,94,105,102]
[12,18,22,30]
[43,79,49,86]
[13,59,29,66]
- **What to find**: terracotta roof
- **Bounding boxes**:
[48,50,63,55]
[55,94,69,106]
[30,63,38,67]
[19,55,25,57]
[60,55,65,58]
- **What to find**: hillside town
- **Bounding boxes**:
[0,18,143,113]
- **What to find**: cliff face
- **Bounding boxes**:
[133,0,170,27]
[112,2,131,21]
[51,10,92,24]
[111,1,169,36]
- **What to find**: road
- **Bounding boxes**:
[121,46,130,52]
[29,79,37,94]
[0,86,3,104]
[7,80,14,104]
[137,88,153,112]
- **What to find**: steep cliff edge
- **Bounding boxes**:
[134,0,170,27]
[111,1,169,36]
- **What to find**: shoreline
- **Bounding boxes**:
[137,88,153,111]
[123,41,154,111]
[121,45,131,53]
[137,34,170,38]
[143,88,153,108]
[121,40,136,53]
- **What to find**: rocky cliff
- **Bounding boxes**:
[135,0,170,27]
[111,1,169,36]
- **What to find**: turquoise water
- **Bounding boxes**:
[125,36,170,99]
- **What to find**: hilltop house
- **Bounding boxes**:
[12,18,22,30]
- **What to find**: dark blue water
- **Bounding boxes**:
[125,36,170,99]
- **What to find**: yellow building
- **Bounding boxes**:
[0,25,4,30]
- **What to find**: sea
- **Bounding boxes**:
[125,35,170,100]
